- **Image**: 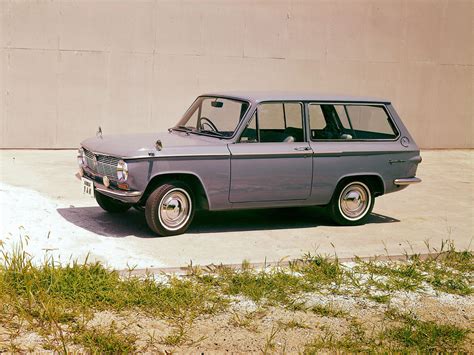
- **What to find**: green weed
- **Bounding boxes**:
[385,311,469,351]
[73,323,137,353]
[310,303,348,318]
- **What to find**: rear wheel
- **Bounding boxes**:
[145,181,194,236]
[328,180,374,225]
[95,191,131,213]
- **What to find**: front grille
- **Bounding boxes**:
[84,149,119,179]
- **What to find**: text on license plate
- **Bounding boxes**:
[82,177,95,198]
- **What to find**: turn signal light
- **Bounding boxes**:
[117,182,129,190]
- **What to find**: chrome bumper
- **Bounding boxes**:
[75,172,142,203]
[394,177,422,186]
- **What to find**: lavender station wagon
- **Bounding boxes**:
[77,92,421,236]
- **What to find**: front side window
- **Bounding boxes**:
[309,103,398,140]
[240,102,304,143]
[175,97,249,138]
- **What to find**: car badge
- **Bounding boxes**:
[155,139,163,151]
[400,136,410,147]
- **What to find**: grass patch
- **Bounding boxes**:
[351,241,473,296]
[305,312,470,353]
[198,263,309,306]
[277,319,310,330]
[1,248,227,318]
[384,311,469,352]
[367,293,391,303]
[289,253,346,287]
[229,309,266,331]
[73,323,137,353]
[304,319,378,353]
[195,253,346,308]
[310,303,348,318]
[0,238,471,352]
[0,243,227,352]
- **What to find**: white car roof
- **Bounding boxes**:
[202,91,390,104]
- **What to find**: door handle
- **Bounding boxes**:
[389,159,406,164]
[294,146,311,151]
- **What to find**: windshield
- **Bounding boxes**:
[174,96,250,138]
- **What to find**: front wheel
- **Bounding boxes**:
[328,180,374,226]
[95,191,131,213]
[145,182,195,236]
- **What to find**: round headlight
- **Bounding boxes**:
[117,160,128,181]
[77,147,85,166]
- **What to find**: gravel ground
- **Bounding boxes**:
[0,182,164,269]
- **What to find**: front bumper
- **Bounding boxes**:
[76,171,142,204]
[394,177,422,186]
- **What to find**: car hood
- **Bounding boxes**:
[81,131,225,158]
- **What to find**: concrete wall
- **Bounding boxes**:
[0,0,473,149]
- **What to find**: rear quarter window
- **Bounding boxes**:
[309,103,398,141]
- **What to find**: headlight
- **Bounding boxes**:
[77,147,85,166]
[117,160,128,181]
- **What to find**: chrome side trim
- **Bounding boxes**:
[313,150,417,157]
[126,152,230,160]
[313,151,343,157]
[81,144,230,160]
[394,177,422,185]
[230,151,312,158]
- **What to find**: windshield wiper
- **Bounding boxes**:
[197,129,224,138]
[177,125,193,131]
[172,125,194,134]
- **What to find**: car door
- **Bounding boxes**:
[228,102,313,203]
[307,102,415,205]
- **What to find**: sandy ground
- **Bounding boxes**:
[0,149,472,269]
[2,282,472,352]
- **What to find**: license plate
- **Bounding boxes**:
[81,177,95,198]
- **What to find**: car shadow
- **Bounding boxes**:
[56,206,400,239]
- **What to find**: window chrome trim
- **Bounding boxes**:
[172,95,252,141]
[236,100,306,144]
[307,102,401,142]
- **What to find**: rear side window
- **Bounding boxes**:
[308,103,398,140]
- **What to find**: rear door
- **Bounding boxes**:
[307,102,417,204]
[228,102,313,203]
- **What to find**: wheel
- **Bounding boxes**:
[145,181,195,236]
[328,180,374,226]
[95,191,131,213]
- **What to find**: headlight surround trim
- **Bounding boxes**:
[117,160,128,182]
[77,147,85,167]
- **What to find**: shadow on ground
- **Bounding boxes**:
[56,206,399,239]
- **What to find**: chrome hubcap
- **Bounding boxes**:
[338,183,370,220]
[159,189,191,231]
